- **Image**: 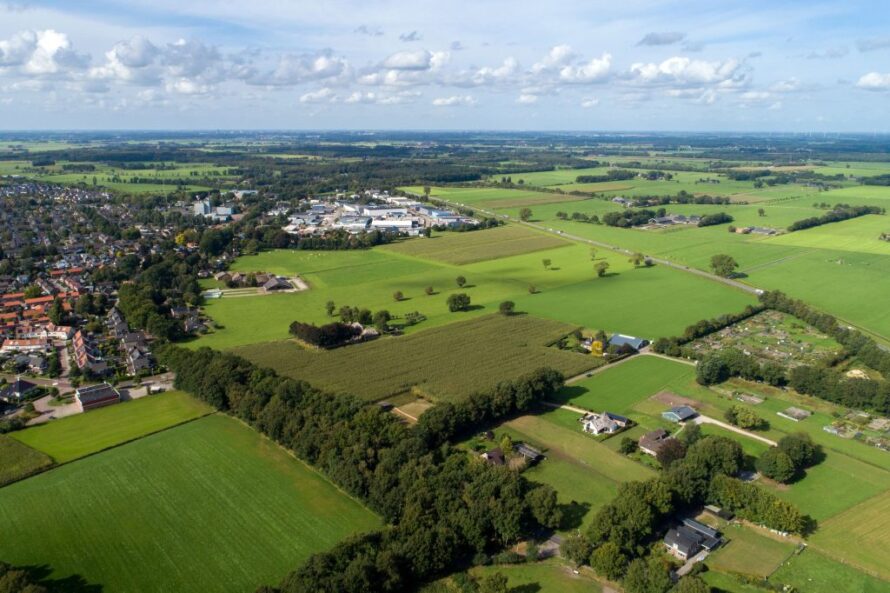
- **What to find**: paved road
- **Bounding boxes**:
[691,414,777,446]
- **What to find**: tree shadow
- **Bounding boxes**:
[18,565,103,593]
[511,584,542,593]
[558,501,591,531]
[463,304,486,312]
[549,267,562,271]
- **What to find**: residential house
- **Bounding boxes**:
[663,519,722,560]
[581,411,630,435]
[639,429,673,456]
[0,378,40,402]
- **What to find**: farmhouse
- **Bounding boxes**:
[263,277,292,292]
[580,411,630,435]
[608,334,650,351]
[74,383,121,412]
[0,378,39,402]
[662,405,698,423]
[639,429,673,456]
[663,518,722,560]
[480,448,505,466]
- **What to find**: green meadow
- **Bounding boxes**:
[423,560,602,593]
[12,390,214,463]
[0,415,381,593]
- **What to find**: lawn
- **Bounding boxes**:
[11,390,213,463]
[382,224,571,264]
[706,525,796,578]
[0,434,53,486]
[422,560,602,593]
[809,489,890,580]
[0,415,381,593]
[770,548,890,593]
[235,314,599,402]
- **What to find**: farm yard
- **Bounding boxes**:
[235,314,599,402]
[0,415,381,593]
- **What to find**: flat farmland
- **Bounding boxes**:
[0,435,53,486]
[706,525,796,578]
[382,224,571,264]
[0,415,381,593]
[809,490,890,580]
[12,390,214,463]
[770,548,890,593]
[424,560,602,593]
[235,314,598,402]
[764,215,890,255]
[401,185,583,209]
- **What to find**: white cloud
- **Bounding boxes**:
[857,72,890,90]
[0,29,88,76]
[580,97,599,108]
[637,32,685,47]
[299,87,337,103]
[382,49,435,70]
[165,78,210,94]
[517,93,538,104]
[768,101,782,110]
[559,52,611,83]
[740,91,771,101]
[344,90,419,104]
[532,44,575,74]
[432,94,476,106]
[246,50,349,86]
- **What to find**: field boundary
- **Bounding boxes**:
[2,409,213,490]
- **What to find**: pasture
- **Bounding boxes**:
[0,435,53,486]
[0,415,381,593]
[235,314,599,402]
[196,236,756,350]
[423,560,602,593]
[382,224,571,264]
[706,525,796,578]
[809,490,890,580]
[770,548,890,593]
[11,390,213,463]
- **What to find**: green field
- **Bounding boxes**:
[0,434,53,486]
[382,224,571,264]
[706,525,797,578]
[770,548,890,593]
[0,415,381,593]
[422,560,602,593]
[195,237,755,350]
[809,490,890,580]
[11,391,213,463]
[235,314,599,402]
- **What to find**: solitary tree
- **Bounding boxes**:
[590,247,597,260]
[393,291,404,302]
[519,207,532,222]
[528,284,537,294]
[595,261,610,277]
[325,300,336,317]
[629,253,644,267]
[425,286,435,296]
[499,301,516,316]
[758,208,766,217]
[456,275,467,288]
[447,293,471,312]
[710,254,739,278]
[542,258,552,269]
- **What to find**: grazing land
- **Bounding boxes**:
[236,314,599,402]
[0,435,53,486]
[770,548,890,593]
[382,224,571,264]
[421,560,602,593]
[706,525,797,578]
[11,390,214,463]
[809,490,890,580]
[0,415,381,593]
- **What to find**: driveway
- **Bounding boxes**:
[691,414,777,446]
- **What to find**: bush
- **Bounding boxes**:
[498,301,515,316]
[446,293,471,312]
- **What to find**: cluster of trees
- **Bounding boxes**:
[0,561,48,593]
[288,321,362,348]
[603,209,657,228]
[862,174,890,186]
[697,212,734,227]
[562,434,807,590]
[696,348,787,387]
[625,192,733,207]
[651,305,765,356]
[557,211,601,224]
[786,204,884,232]
[433,218,502,233]
[158,346,565,593]
[576,169,638,183]
[756,433,820,483]
[724,405,766,430]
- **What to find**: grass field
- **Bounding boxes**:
[382,225,571,264]
[809,490,890,580]
[706,525,797,578]
[0,415,381,593]
[11,391,213,463]
[0,434,53,486]
[195,237,755,350]
[235,314,599,402]
[422,560,602,593]
[770,548,890,593]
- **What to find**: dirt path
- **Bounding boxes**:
[691,414,777,446]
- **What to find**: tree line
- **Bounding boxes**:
[157,345,566,593]
[786,204,884,232]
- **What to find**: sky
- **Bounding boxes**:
[1,0,890,131]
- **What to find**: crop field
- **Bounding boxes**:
[809,490,890,580]
[401,185,584,209]
[0,435,53,486]
[11,390,214,463]
[423,560,602,593]
[196,237,756,350]
[235,314,599,402]
[0,415,381,593]
[764,215,890,255]
[706,525,797,578]
[382,224,571,264]
[770,548,890,593]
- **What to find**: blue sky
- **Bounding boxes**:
[1,0,890,131]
